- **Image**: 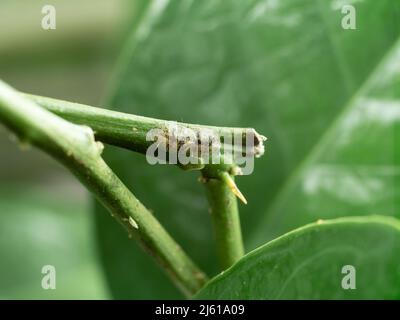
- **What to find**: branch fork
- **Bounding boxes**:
[0,80,267,295]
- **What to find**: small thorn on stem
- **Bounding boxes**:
[221,172,247,205]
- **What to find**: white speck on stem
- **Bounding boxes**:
[129,216,139,229]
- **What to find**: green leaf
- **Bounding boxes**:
[196,216,400,299]
[250,31,400,249]
[95,0,400,298]
[0,186,108,299]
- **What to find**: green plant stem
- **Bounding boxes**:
[28,93,255,271]
[7,90,262,282]
[25,94,266,159]
[0,80,207,297]
[201,166,245,270]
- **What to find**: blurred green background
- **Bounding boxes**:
[0,0,139,299]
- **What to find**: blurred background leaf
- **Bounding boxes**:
[95,0,400,299]
[250,34,400,247]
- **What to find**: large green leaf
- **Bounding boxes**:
[0,186,108,299]
[196,216,400,299]
[250,32,400,248]
[95,0,400,298]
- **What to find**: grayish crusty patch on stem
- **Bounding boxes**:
[26,92,267,165]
